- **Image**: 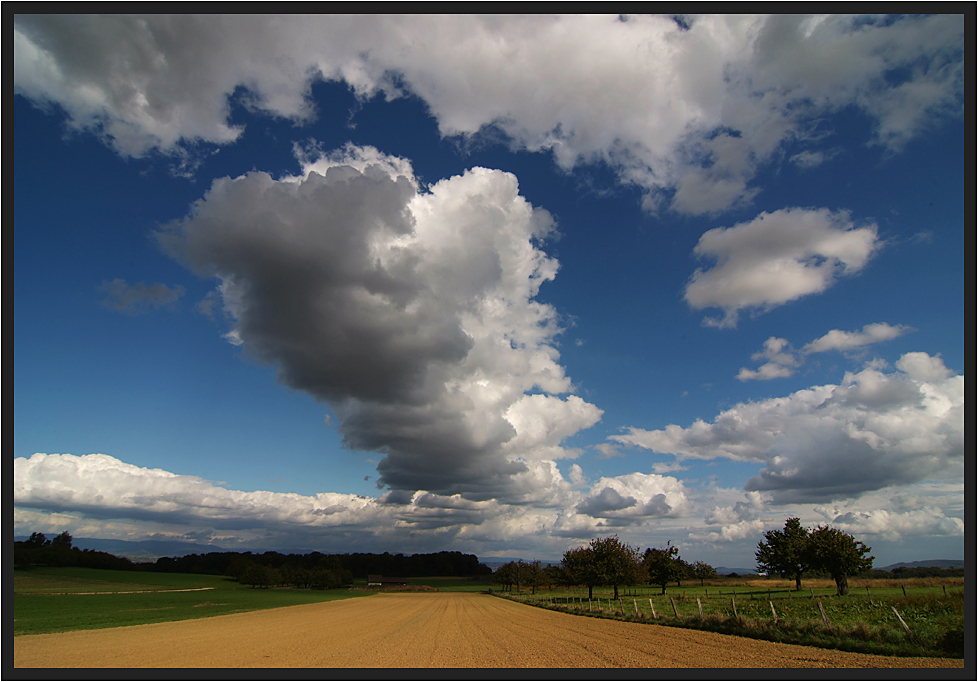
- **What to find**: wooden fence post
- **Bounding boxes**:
[810,587,814,598]
[731,597,738,619]
[634,598,639,615]
[697,597,704,618]
[769,601,778,624]
[670,596,680,618]
[901,584,907,597]
[649,599,657,619]
[891,606,913,638]
[817,601,831,627]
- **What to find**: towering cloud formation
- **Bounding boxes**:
[160,145,602,500]
[14,14,963,211]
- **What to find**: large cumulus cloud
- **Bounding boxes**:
[14,14,963,211]
[159,145,601,500]
[612,352,963,503]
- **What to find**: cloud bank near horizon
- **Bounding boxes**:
[612,352,964,504]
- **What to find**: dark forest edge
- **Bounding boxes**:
[14,531,491,590]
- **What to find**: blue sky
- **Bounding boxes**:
[14,15,965,568]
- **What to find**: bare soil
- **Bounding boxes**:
[13,592,963,668]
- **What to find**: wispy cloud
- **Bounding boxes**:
[98,279,185,314]
[737,322,914,381]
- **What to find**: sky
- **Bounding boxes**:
[13,14,966,568]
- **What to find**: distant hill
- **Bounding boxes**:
[715,567,758,576]
[880,559,964,571]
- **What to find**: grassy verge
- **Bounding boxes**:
[14,567,373,636]
[495,581,965,659]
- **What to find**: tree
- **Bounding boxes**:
[27,532,50,546]
[51,531,73,549]
[805,525,874,596]
[561,546,602,600]
[493,561,534,593]
[690,560,718,586]
[561,536,644,600]
[523,561,546,595]
[642,543,686,595]
[755,517,810,589]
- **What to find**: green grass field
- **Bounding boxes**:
[14,567,373,636]
[499,579,965,658]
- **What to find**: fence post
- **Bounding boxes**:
[731,597,738,620]
[634,598,639,615]
[769,600,778,624]
[697,597,704,618]
[891,606,913,638]
[865,586,870,596]
[670,596,680,618]
[649,599,657,619]
[810,587,814,598]
[943,585,947,596]
[901,584,907,597]
[817,601,831,627]
[619,598,624,615]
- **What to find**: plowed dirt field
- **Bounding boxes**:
[14,592,963,668]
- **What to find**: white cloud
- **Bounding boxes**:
[574,472,689,524]
[684,208,881,327]
[15,15,963,210]
[612,352,963,503]
[158,145,600,501]
[804,322,913,354]
[15,453,689,555]
[827,507,964,542]
[738,322,913,381]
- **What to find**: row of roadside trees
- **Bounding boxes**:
[494,537,713,599]
[495,519,873,599]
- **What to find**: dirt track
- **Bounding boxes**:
[14,592,963,668]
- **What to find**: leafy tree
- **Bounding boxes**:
[689,560,718,586]
[561,546,602,600]
[593,536,645,599]
[51,531,73,549]
[561,536,644,600]
[642,543,686,595]
[493,561,535,592]
[523,561,546,595]
[805,525,874,596]
[27,532,50,546]
[755,517,811,589]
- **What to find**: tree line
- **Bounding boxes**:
[493,536,718,599]
[493,520,881,598]
[14,533,491,589]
